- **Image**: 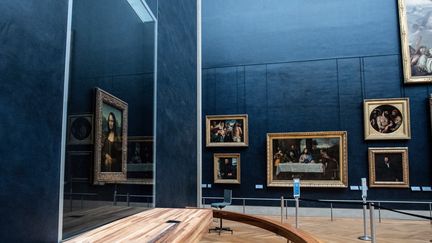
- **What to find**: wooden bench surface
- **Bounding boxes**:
[64,208,213,243]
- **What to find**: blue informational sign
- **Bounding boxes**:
[293,178,300,198]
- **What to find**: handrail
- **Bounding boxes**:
[203,196,432,205]
[212,209,322,243]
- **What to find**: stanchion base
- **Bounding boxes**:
[358,236,372,241]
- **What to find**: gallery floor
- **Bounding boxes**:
[201,216,432,243]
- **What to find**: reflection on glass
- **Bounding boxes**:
[62,0,156,239]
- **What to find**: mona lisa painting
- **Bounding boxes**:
[94,88,128,184]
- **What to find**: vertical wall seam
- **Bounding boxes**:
[336,59,341,130]
[360,57,365,99]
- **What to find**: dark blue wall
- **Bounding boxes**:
[0,0,68,242]
[202,0,432,204]
[156,0,198,207]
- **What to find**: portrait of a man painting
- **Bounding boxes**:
[363,98,410,140]
[368,147,409,188]
[206,114,248,147]
[94,88,128,184]
[214,153,240,184]
[267,131,348,188]
[398,0,432,83]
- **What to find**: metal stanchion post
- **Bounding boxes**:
[285,199,288,219]
[429,203,431,225]
[295,198,299,228]
[203,198,206,208]
[378,202,381,223]
[369,203,376,243]
[113,185,117,206]
[243,199,245,214]
[358,178,371,241]
[330,203,333,221]
[281,196,284,224]
[127,193,130,206]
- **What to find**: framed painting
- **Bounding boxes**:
[214,153,241,184]
[363,98,410,140]
[117,136,153,185]
[368,147,409,188]
[93,88,128,184]
[398,0,432,83]
[67,114,94,145]
[267,131,348,188]
[206,114,248,147]
[65,151,92,183]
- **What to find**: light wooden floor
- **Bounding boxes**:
[201,216,432,243]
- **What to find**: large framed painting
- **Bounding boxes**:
[363,98,410,140]
[368,147,409,188]
[214,153,241,184]
[93,88,128,184]
[117,136,153,185]
[67,114,94,145]
[267,131,348,188]
[206,114,248,147]
[398,0,432,83]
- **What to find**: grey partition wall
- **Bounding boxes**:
[0,0,68,242]
[155,0,199,207]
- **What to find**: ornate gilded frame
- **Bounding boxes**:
[93,88,128,184]
[363,98,410,140]
[267,131,348,188]
[206,114,248,147]
[116,136,154,185]
[398,0,432,83]
[213,153,241,184]
[368,147,409,188]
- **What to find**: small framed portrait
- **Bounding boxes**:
[368,147,409,188]
[363,98,410,140]
[117,136,153,185]
[214,153,240,184]
[93,88,128,184]
[398,0,432,83]
[67,114,93,145]
[206,114,248,147]
[267,131,348,188]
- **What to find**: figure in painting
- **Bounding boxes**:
[376,156,402,182]
[101,112,122,172]
[220,158,234,179]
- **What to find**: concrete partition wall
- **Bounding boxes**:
[155,0,199,207]
[0,0,68,242]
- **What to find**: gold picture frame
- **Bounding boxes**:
[398,0,432,83]
[93,88,128,184]
[116,136,154,185]
[214,153,241,184]
[363,98,410,140]
[206,114,248,147]
[368,147,409,188]
[267,131,348,188]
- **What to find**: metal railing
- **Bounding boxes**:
[203,196,431,243]
[202,196,432,223]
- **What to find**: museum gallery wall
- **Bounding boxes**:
[201,0,431,202]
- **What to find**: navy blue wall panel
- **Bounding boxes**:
[203,0,400,68]
[0,0,68,241]
[202,0,432,204]
[155,0,198,207]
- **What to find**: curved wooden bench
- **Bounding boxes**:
[212,210,322,243]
